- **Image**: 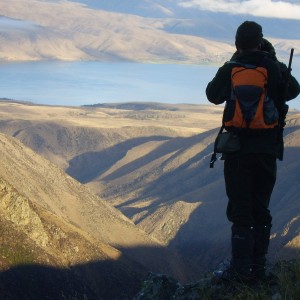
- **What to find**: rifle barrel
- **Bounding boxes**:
[288,48,294,70]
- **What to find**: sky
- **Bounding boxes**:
[179,0,300,20]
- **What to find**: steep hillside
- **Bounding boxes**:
[88,126,230,274]
[1,101,300,280]
[269,115,300,259]
[90,112,300,273]
[0,177,145,299]
[0,131,193,299]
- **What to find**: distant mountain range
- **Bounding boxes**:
[72,0,300,40]
[0,0,299,63]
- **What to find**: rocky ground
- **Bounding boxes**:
[134,259,300,300]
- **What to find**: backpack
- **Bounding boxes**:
[223,62,279,130]
[210,61,279,168]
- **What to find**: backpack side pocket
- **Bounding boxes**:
[215,132,241,154]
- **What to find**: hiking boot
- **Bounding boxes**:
[212,226,255,284]
[252,224,272,283]
[231,225,254,278]
[212,259,232,281]
[251,256,267,282]
[212,259,254,284]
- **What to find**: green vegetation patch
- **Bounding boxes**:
[0,218,37,268]
[276,260,300,299]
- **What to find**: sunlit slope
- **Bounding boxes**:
[65,109,300,274]
[0,131,189,282]
[1,101,300,278]
[0,177,146,299]
[0,101,223,169]
[92,112,300,272]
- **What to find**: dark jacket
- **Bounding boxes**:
[206,50,300,158]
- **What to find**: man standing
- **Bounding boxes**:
[206,21,300,282]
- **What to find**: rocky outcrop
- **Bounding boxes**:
[0,178,49,248]
[0,130,193,298]
[134,260,300,300]
[0,176,148,299]
[0,132,188,281]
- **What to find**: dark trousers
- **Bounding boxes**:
[224,154,276,227]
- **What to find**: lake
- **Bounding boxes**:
[0,60,299,109]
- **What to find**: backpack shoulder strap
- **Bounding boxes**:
[227,60,257,69]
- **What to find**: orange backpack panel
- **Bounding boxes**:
[224,65,278,129]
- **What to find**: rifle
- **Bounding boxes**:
[278,48,294,161]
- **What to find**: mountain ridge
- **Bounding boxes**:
[0,129,192,298]
[0,0,299,63]
[0,175,146,299]
[1,101,299,281]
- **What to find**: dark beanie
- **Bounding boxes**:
[235,21,263,50]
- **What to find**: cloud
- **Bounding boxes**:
[178,0,300,20]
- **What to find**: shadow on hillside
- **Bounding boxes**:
[282,125,300,136]
[123,126,300,207]
[104,129,218,182]
[63,126,229,276]
[66,128,300,281]
[2,244,299,300]
[6,244,297,300]
[0,240,203,300]
[100,128,232,274]
[165,144,300,275]
[0,251,147,300]
[66,136,170,183]
[114,128,223,214]
[66,127,219,185]
[112,133,300,275]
